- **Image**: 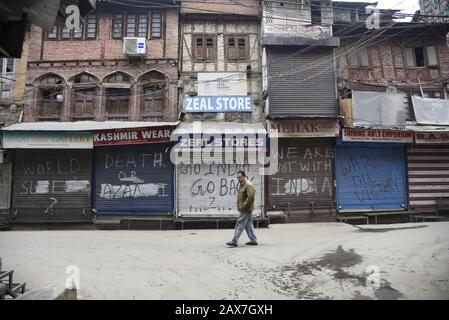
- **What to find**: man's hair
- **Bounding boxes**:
[237,170,246,177]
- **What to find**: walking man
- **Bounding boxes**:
[226,170,258,247]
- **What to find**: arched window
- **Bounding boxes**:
[139,71,167,121]
[38,74,65,121]
[70,73,99,121]
[103,72,132,121]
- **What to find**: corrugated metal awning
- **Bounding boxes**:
[1,121,180,132]
[172,122,266,135]
[407,125,449,132]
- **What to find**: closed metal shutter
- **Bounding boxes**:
[267,47,337,117]
[267,138,334,214]
[407,145,449,210]
[94,143,174,214]
[177,159,263,217]
[0,162,11,209]
[12,149,92,220]
[336,143,407,211]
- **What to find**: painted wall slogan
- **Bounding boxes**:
[177,162,262,216]
[268,141,334,210]
[336,146,406,210]
[12,150,92,209]
[94,144,173,213]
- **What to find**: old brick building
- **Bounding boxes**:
[334,2,449,215]
[24,0,180,123]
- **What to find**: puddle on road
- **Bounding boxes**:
[267,245,403,300]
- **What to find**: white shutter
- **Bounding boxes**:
[404,48,416,67]
[426,46,438,66]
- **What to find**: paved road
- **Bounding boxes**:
[1,222,448,299]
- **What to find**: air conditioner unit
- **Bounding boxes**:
[123,37,146,57]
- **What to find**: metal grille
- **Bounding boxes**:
[267,47,337,117]
[267,138,335,214]
[12,149,92,209]
[93,143,174,214]
[407,144,449,210]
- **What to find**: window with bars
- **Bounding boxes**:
[112,13,124,38]
[46,14,97,40]
[125,12,148,37]
[225,35,249,61]
[151,13,162,38]
[194,35,217,61]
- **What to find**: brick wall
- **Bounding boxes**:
[24,7,180,123]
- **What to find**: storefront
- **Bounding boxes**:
[407,128,449,211]
[335,128,412,211]
[1,129,93,222]
[172,122,266,218]
[93,124,177,215]
[266,119,339,215]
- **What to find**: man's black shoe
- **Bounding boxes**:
[226,241,237,247]
[245,241,258,246]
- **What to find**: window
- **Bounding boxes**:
[311,1,322,25]
[104,72,131,120]
[194,35,216,61]
[113,12,151,38]
[40,90,63,118]
[38,75,65,120]
[347,47,370,67]
[46,14,97,40]
[140,71,166,120]
[404,46,438,67]
[86,14,98,39]
[106,89,130,119]
[151,13,162,38]
[73,88,95,119]
[126,13,137,37]
[142,87,164,120]
[226,35,249,61]
[112,13,124,38]
[1,58,15,100]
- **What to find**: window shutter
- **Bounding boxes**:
[238,38,247,60]
[347,50,358,66]
[426,46,438,66]
[404,48,416,67]
[359,47,369,66]
[227,36,237,60]
[195,36,205,61]
[206,37,215,61]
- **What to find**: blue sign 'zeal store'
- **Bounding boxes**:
[184,96,252,112]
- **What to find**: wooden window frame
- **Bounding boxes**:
[72,87,96,120]
[141,85,165,119]
[124,11,149,38]
[403,45,440,68]
[105,88,131,118]
[346,47,371,68]
[193,34,217,62]
[150,12,163,39]
[112,12,124,39]
[225,34,249,62]
[39,88,63,120]
[45,14,98,41]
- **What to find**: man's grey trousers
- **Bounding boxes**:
[232,212,257,243]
